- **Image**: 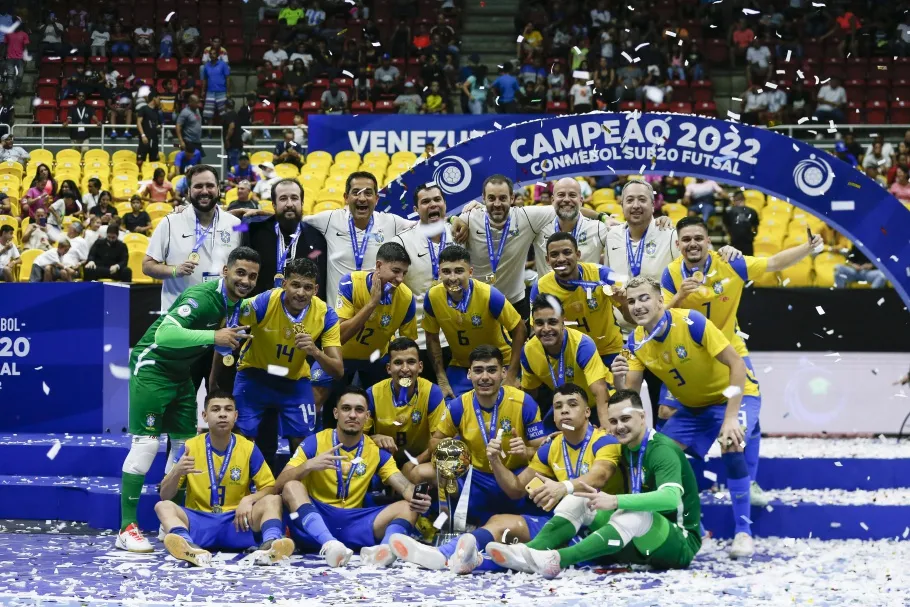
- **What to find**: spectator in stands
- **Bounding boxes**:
[865,134,895,162]
[813,77,846,124]
[226,180,258,218]
[723,191,759,255]
[90,22,110,57]
[728,18,755,68]
[889,165,910,203]
[777,18,801,60]
[546,62,566,103]
[65,92,100,146]
[123,195,152,234]
[134,22,155,57]
[745,38,772,85]
[60,221,88,280]
[0,192,9,216]
[394,81,423,114]
[834,140,860,168]
[763,81,788,125]
[291,113,306,147]
[420,53,447,93]
[274,129,304,167]
[84,225,131,282]
[863,142,892,172]
[39,13,65,57]
[23,208,51,251]
[135,91,161,168]
[412,23,431,54]
[289,41,313,69]
[431,14,458,55]
[29,237,71,282]
[4,22,28,95]
[834,245,885,289]
[0,134,28,166]
[518,22,543,61]
[421,80,448,114]
[897,13,910,57]
[220,99,242,169]
[110,22,131,57]
[524,79,546,112]
[159,22,174,59]
[202,37,229,65]
[83,215,103,247]
[139,168,175,203]
[0,92,14,131]
[90,190,118,224]
[519,56,546,87]
[462,65,490,114]
[48,190,82,238]
[0,224,20,282]
[304,1,326,36]
[83,178,102,214]
[320,81,348,114]
[492,62,521,113]
[667,47,686,81]
[685,41,705,81]
[176,95,204,156]
[0,8,13,56]
[24,164,56,219]
[786,79,812,122]
[353,70,372,103]
[590,0,612,35]
[614,61,644,108]
[108,93,134,139]
[228,154,259,184]
[283,59,310,102]
[256,61,283,102]
[253,162,280,200]
[63,64,90,99]
[264,40,288,68]
[684,178,730,223]
[202,52,230,123]
[260,0,287,22]
[171,147,203,178]
[831,6,861,58]
[176,19,200,59]
[887,152,908,185]
[569,77,593,113]
[389,21,411,58]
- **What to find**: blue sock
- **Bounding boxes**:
[470,528,495,552]
[744,423,762,482]
[380,518,414,545]
[723,452,752,536]
[438,535,459,559]
[168,526,193,543]
[261,518,283,543]
[295,503,335,546]
[473,556,505,572]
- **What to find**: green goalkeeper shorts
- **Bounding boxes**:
[128,365,198,439]
[588,509,702,570]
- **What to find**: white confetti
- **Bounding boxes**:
[665,30,677,37]
[103,344,112,353]
[830,200,855,211]
[722,386,742,399]
[727,110,740,120]
[763,366,773,373]
[166,11,175,21]
[109,364,130,380]
[765,505,774,512]
[370,349,382,362]
[42,382,50,395]
[830,522,841,528]
[289,511,299,520]
[46,440,61,460]
[516,35,524,43]
[785,50,792,62]
[432,512,448,529]
[267,365,289,377]
[735,330,749,340]
[742,8,760,14]
[834,461,843,467]
[816,306,825,315]
[501,528,511,542]
[703,470,717,482]
[403,450,419,465]
[740,515,753,524]
[607,539,622,546]
[860,522,869,531]
[877,298,885,306]
[903,527,909,538]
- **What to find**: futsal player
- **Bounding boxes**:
[389,345,547,570]
[155,392,294,566]
[489,390,701,577]
[521,294,611,423]
[441,384,623,574]
[423,244,526,399]
[226,258,343,456]
[117,246,260,552]
[365,337,447,479]
[611,276,761,558]
[661,216,822,505]
[275,386,432,568]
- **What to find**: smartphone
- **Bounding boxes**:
[525,477,545,493]
[38,217,47,227]
[806,226,813,241]
[414,482,430,498]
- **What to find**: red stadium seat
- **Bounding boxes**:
[690,80,714,103]
[89,56,108,69]
[869,57,892,78]
[846,101,863,125]
[619,101,642,112]
[644,102,669,112]
[300,100,320,122]
[866,79,889,103]
[373,100,396,113]
[111,56,133,79]
[864,100,887,124]
[252,102,275,125]
[845,57,868,81]
[63,56,85,78]
[308,78,329,102]
[36,78,59,102]
[843,79,865,103]
[180,57,202,70]
[891,100,910,123]
[670,102,693,114]
[892,58,910,81]
[157,57,178,74]
[223,18,243,40]
[134,57,155,80]
[351,100,373,113]
[38,57,62,79]
[892,79,910,101]
[276,101,299,125]
[87,99,106,123]
[670,80,690,102]
[547,101,568,114]
[702,39,727,66]
[57,99,76,124]
[695,101,718,117]
[406,58,421,81]
[35,100,57,124]
[802,38,824,59]
[822,57,845,80]
[225,38,245,62]
[250,37,270,60]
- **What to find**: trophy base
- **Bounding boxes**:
[433,532,461,547]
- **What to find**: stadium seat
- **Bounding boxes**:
[114,162,140,177]
[373,100,395,113]
[167,150,181,164]
[249,151,275,165]
[316,187,345,204]
[843,79,865,103]
[112,183,139,200]
[0,215,17,238]
[891,100,910,123]
[122,232,149,248]
[753,234,783,257]
[694,101,718,117]
[18,249,41,281]
[276,101,299,126]
[351,101,373,113]
[112,150,138,164]
[865,100,887,124]
[144,202,172,220]
[330,161,358,176]
[29,149,54,167]
[547,101,568,114]
[84,149,110,165]
[391,151,418,165]
[0,160,22,179]
[865,79,889,103]
[335,151,361,166]
[845,57,868,81]
[363,151,390,165]
[813,253,846,288]
[306,151,333,165]
[129,250,152,284]
[312,200,344,213]
[115,202,133,215]
[274,164,299,178]
[702,40,727,66]
[252,102,275,125]
[298,172,326,190]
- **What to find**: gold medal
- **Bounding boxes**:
[692,270,705,283]
[398,377,412,388]
[188,251,201,263]
[486,272,496,284]
[223,354,235,366]
[212,505,222,513]
[293,322,306,335]
[602,284,614,297]
[621,348,633,360]
[274,273,284,283]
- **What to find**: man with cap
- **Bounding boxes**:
[0,133,28,166]
[834,140,859,168]
[253,162,281,200]
[394,81,423,114]
[374,53,401,98]
[228,154,259,185]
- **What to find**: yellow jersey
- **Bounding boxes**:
[422,279,522,368]
[530,263,624,356]
[528,425,625,495]
[287,428,400,508]
[627,308,761,408]
[435,386,545,474]
[661,251,769,358]
[336,271,418,361]
[366,377,447,457]
[520,328,612,403]
[178,433,274,513]
[238,289,341,380]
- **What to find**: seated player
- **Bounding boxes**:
[521,294,611,424]
[275,387,432,568]
[489,389,701,577]
[423,244,526,399]
[611,276,761,558]
[390,345,546,570]
[530,232,630,369]
[438,384,623,574]
[228,258,344,455]
[365,337,447,481]
[311,241,418,411]
[155,392,294,567]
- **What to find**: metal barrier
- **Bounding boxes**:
[770,123,910,144]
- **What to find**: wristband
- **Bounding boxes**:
[446,215,456,225]
[172,266,177,278]
[597,212,608,223]
[562,480,574,495]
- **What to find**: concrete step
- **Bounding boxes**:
[464,0,519,17]
[459,35,515,55]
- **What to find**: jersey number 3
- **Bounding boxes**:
[668,367,686,387]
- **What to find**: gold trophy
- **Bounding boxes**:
[432,438,471,546]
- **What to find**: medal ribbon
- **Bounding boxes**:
[626,310,670,354]
[215,279,242,357]
[546,330,568,389]
[192,209,216,254]
[206,433,236,510]
[680,253,712,284]
[427,229,447,281]
[630,428,651,494]
[553,217,580,241]
[472,387,504,446]
[485,214,511,277]
[562,424,594,479]
[274,221,302,287]
[626,224,649,277]
[555,266,606,299]
[281,292,309,326]
[446,278,473,313]
[391,378,416,408]
[333,429,365,502]
[348,214,374,271]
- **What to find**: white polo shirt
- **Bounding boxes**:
[395,221,454,351]
[0,242,20,267]
[63,236,89,267]
[146,206,241,309]
[533,211,608,277]
[603,219,680,331]
[302,207,415,305]
[459,205,552,304]
[34,248,62,268]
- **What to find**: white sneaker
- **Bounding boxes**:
[319,539,353,568]
[115,523,154,553]
[448,534,483,575]
[360,544,396,568]
[730,532,755,558]
[750,481,770,507]
[519,544,562,579]
[486,541,533,574]
[388,533,447,570]
[163,533,212,567]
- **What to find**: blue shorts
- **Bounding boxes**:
[459,469,535,527]
[660,395,762,459]
[183,508,255,551]
[659,356,757,409]
[310,357,389,388]
[234,369,316,438]
[446,366,473,399]
[287,500,386,550]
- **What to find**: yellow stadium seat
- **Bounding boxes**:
[113,162,140,176]
[146,202,173,220]
[298,172,326,190]
[6,196,19,219]
[19,248,41,281]
[129,250,152,284]
[753,234,783,257]
[166,150,180,164]
[330,161,358,176]
[592,188,616,202]
[115,202,134,215]
[151,216,165,230]
[757,219,787,239]
[388,160,412,174]
[29,149,54,166]
[250,151,275,165]
[112,183,138,200]
[61,216,78,229]
[306,151,333,165]
[0,184,19,200]
[683,177,696,187]
[56,148,82,162]
[324,174,348,190]
[84,149,110,165]
[112,150,138,164]
[335,151,361,165]
[815,251,847,266]
[0,215,17,238]
[359,163,387,180]
[302,158,331,174]
[316,187,345,204]
[363,151,390,164]
[141,162,168,179]
[172,175,185,191]
[390,151,417,165]
[312,200,343,213]
[56,159,81,173]
[274,163,299,178]
[779,259,813,287]
[595,201,621,216]
[123,232,149,247]
[0,173,20,186]
[0,161,22,179]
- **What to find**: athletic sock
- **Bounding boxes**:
[558,523,624,567]
[438,535,459,559]
[168,525,193,543]
[260,518,284,543]
[294,503,335,546]
[723,452,752,536]
[744,424,762,482]
[380,518,414,545]
[525,516,577,550]
[120,472,145,531]
[470,528,495,552]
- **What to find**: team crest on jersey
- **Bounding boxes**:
[187,298,198,309]
[645,241,657,256]
[586,298,598,311]
[471,314,482,327]
[713,281,724,295]
[675,345,688,360]
[566,367,575,379]
[577,230,588,245]
[500,418,513,433]
[579,462,590,475]
[353,461,368,476]
[335,297,344,309]
[372,231,385,243]
[230,467,242,482]
[380,314,392,327]
[220,230,231,244]
[241,303,251,316]
[144,414,156,428]
[177,304,192,318]
[411,409,422,424]
[311,367,323,380]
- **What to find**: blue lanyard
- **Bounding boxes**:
[626,310,670,354]
[562,424,594,479]
[281,292,309,325]
[333,429,365,502]
[472,388,504,445]
[274,221,301,287]
[553,217,580,241]
[427,230,447,281]
[447,278,473,313]
[348,214,374,271]
[625,225,649,278]
[555,266,604,299]
[369,273,393,305]
[681,253,711,283]
[206,433,235,508]
[485,214,511,275]
[215,280,241,356]
[546,330,568,389]
[630,429,651,494]
[192,210,216,254]
[391,379,416,407]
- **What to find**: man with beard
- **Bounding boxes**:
[117,246,260,552]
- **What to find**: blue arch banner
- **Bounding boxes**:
[377,112,910,305]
